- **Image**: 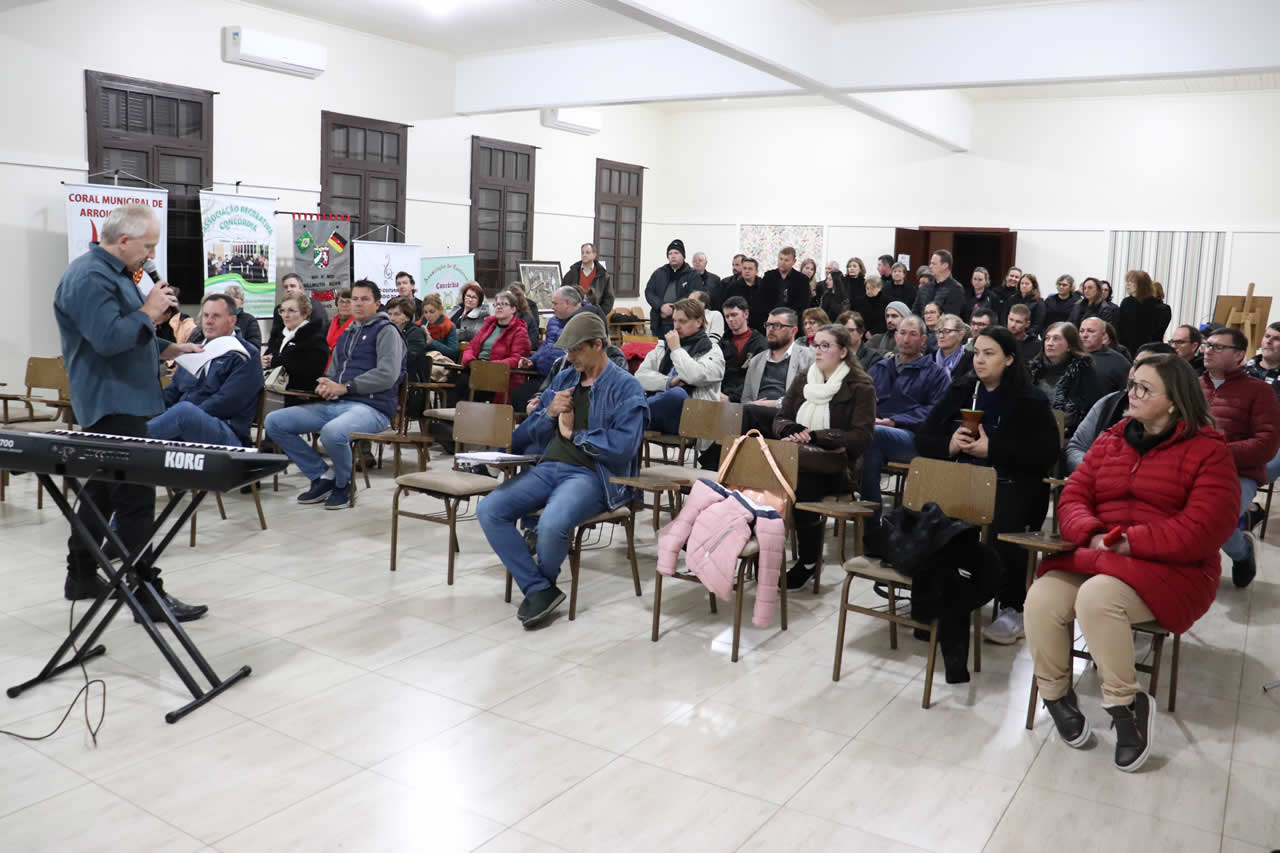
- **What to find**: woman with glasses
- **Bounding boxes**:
[916,326,1060,658]
[773,324,876,590]
[263,291,330,405]
[921,302,942,352]
[450,281,492,345]
[801,307,831,345]
[1030,322,1104,436]
[456,290,532,404]
[1025,354,1239,772]
[932,314,971,377]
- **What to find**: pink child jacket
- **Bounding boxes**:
[657,479,787,627]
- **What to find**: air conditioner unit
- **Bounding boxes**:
[539,108,602,136]
[222,26,327,79]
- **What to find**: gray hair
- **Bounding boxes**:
[554,286,582,305]
[223,284,245,302]
[692,252,707,263]
[100,204,156,244]
[897,314,926,334]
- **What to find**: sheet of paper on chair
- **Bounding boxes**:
[173,335,250,377]
[455,451,541,464]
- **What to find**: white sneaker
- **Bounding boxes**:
[983,606,1025,645]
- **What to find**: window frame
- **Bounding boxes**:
[593,158,644,299]
[469,135,536,295]
[320,110,409,243]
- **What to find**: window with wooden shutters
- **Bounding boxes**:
[85,71,214,304]
[469,137,535,294]
[320,111,408,244]
[594,159,643,298]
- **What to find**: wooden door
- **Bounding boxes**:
[893,228,927,284]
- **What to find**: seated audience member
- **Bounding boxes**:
[268,273,329,351]
[914,251,966,317]
[562,241,613,313]
[1168,323,1204,375]
[1079,317,1132,394]
[147,293,264,447]
[691,290,725,343]
[932,314,971,377]
[524,344,629,416]
[386,296,429,416]
[722,257,777,335]
[188,284,261,348]
[645,239,700,336]
[636,297,724,435]
[819,264,850,318]
[1069,276,1117,328]
[964,266,1000,323]
[860,315,952,549]
[1005,304,1042,364]
[513,286,587,411]
[477,312,648,629]
[868,301,910,354]
[774,324,876,589]
[1025,354,1239,772]
[325,288,354,350]
[1243,321,1280,530]
[262,291,330,403]
[1029,322,1104,437]
[265,280,406,509]
[1066,343,1175,472]
[1199,327,1280,588]
[419,293,460,362]
[395,271,423,321]
[966,308,997,350]
[852,273,887,335]
[917,326,1059,647]
[1116,269,1165,354]
[450,281,492,345]
[1006,273,1047,334]
[504,283,541,349]
[457,289,532,404]
[884,261,918,312]
[1044,274,1081,329]
[718,296,766,403]
[839,310,883,371]
[741,307,814,433]
[801,307,831,345]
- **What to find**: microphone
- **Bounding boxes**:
[142,259,162,284]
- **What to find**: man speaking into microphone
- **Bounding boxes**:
[53,203,207,620]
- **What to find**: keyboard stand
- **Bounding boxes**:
[6,474,252,724]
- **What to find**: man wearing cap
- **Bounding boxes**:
[644,239,700,337]
[477,311,649,629]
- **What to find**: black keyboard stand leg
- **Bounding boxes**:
[7,477,253,724]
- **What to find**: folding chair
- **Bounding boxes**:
[0,356,71,426]
[419,361,512,447]
[188,390,270,546]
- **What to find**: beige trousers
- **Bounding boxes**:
[1024,570,1155,708]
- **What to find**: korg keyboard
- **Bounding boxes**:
[0,428,290,492]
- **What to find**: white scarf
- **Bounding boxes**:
[796,361,848,431]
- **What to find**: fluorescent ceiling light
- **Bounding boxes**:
[422,0,465,18]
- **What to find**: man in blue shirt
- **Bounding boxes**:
[477,312,648,629]
[147,292,264,447]
[53,204,207,620]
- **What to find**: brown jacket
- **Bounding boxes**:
[774,365,877,472]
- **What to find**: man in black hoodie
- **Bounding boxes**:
[644,238,699,336]
[913,250,966,317]
[766,246,811,317]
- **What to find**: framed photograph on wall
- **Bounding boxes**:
[518,261,563,308]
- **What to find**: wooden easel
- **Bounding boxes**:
[1213,283,1271,355]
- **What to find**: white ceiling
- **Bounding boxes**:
[802,0,1083,21]
[962,72,1280,100]
[242,0,653,55]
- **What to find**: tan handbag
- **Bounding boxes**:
[264,366,289,393]
[715,429,796,516]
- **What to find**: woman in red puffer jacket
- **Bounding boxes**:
[1025,354,1239,773]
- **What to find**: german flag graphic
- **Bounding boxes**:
[327,229,348,253]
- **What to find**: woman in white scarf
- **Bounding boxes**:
[774,324,877,589]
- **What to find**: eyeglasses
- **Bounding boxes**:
[1168,338,1192,346]
[1125,379,1164,399]
[938,327,962,335]
[812,342,838,351]
[1203,342,1242,353]
[764,322,795,331]
[280,307,301,315]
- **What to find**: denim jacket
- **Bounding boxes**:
[514,360,650,509]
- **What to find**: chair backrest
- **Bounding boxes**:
[719,435,800,497]
[393,380,410,435]
[252,389,268,447]
[451,401,514,449]
[622,334,658,344]
[902,457,997,527]
[678,398,744,443]
[1052,409,1066,448]
[25,356,69,399]
[470,361,511,396]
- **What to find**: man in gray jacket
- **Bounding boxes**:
[740,307,814,435]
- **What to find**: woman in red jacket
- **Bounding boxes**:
[457,289,531,404]
[1025,354,1239,773]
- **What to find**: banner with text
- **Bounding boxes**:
[419,255,476,313]
[200,191,277,316]
[289,213,350,298]
[353,241,423,304]
[65,183,169,281]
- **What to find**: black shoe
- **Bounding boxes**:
[64,573,109,601]
[298,478,334,504]
[1243,502,1265,532]
[133,591,209,624]
[1106,692,1154,772]
[1232,535,1257,588]
[912,627,931,642]
[1044,688,1091,748]
[521,585,565,629]
[786,560,815,590]
[517,595,536,623]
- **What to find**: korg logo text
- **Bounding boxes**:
[164,451,206,471]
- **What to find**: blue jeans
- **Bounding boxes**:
[646,386,689,434]
[1224,476,1259,561]
[1267,448,1280,487]
[476,461,608,596]
[860,425,919,525]
[264,400,389,488]
[147,402,244,447]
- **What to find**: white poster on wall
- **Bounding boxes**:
[65,182,169,281]
[420,255,476,314]
[354,241,423,303]
[199,191,278,317]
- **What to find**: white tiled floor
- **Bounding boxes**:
[0,466,1277,852]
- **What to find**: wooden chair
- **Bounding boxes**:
[1256,478,1274,539]
[651,436,800,662]
[790,497,876,593]
[833,457,996,708]
[621,333,658,345]
[419,361,512,444]
[350,381,412,486]
[0,357,71,426]
[188,390,270,546]
[389,402,514,583]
